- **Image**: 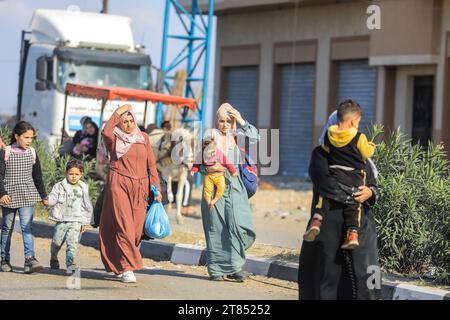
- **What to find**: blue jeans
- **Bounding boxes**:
[51,222,81,267]
[1,206,35,261]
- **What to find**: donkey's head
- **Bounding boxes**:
[169,128,194,167]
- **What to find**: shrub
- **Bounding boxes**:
[370,125,450,285]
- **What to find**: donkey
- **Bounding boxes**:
[150,127,194,224]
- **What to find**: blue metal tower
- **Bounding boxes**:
[157,0,214,132]
[157,0,214,188]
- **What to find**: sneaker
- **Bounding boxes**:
[303,218,322,242]
[341,229,359,250]
[66,264,79,275]
[226,271,249,282]
[209,275,224,281]
[50,259,60,270]
[121,270,136,283]
[1,260,13,272]
[24,257,43,274]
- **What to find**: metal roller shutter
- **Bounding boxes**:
[279,63,315,177]
[224,66,258,126]
[336,60,377,135]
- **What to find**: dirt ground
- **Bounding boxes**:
[162,177,313,262]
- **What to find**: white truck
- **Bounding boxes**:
[16,8,162,147]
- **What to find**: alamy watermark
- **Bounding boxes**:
[366,5,381,30]
[367,265,381,290]
[66,266,81,290]
[166,120,280,176]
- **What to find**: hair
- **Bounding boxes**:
[80,116,92,127]
[161,120,172,131]
[83,120,99,137]
[66,158,84,173]
[84,119,98,129]
[337,99,362,122]
[10,121,35,144]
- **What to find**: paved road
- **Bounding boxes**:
[0,233,298,300]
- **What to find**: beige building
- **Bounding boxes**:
[200,0,450,176]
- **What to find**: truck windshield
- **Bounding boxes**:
[57,60,151,90]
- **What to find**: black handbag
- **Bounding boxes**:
[91,185,105,228]
[147,170,169,206]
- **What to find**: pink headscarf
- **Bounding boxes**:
[113,109,146,159]
[212,103,237,154]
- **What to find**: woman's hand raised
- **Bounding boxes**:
[115,104,132,116]
[227,109,246,126]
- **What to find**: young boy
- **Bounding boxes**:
[47,159,93,273]
[303,99,376,250]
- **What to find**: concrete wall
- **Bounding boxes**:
[370,0,441,59]
[212,0,450,151]
[387,0,449,143]
[214,1,370,132]
[393,65,436,137]
[195,0,337,14]
[437,0,450,146]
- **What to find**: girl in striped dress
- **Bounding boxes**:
[0,121,48,273]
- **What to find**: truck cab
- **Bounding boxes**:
[17,9,158,148]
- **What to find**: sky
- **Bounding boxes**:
[0,0,216,126]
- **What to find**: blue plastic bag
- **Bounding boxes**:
[144,185,171,239]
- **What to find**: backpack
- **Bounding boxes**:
[238,147,258,198]
[4,145,36,164]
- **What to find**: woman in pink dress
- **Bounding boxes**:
[99,104,161,283]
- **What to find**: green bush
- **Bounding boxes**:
[0,125,101,218]
[370,125,450,285]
